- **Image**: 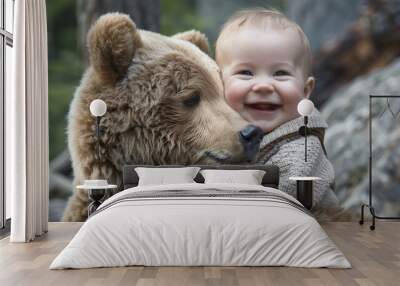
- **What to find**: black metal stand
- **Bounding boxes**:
[96,116,101,160]
[88,189,106,216]
[296,180,313,210]
[359,95,400,230]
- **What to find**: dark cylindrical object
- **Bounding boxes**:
[296,180,313,210]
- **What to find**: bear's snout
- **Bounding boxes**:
[239,125,264,163]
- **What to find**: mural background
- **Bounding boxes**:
[48,0,400,221]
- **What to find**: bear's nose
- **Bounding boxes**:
[240,125,264,141]
[239,125,264,163]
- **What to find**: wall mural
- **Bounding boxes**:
[48,0,400,222]
[63,13,264,221]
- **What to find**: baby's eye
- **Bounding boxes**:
[274,70,291,76]
[237,70,253,76]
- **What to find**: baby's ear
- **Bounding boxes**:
[173,30,210,54]
[304,77,315,98]
[87,13,143,84]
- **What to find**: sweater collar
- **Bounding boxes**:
[260,109,328,148]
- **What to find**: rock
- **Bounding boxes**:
[286,0,362,51]
[50,149,73,176]
[311,0,400,107]
[49,198,68,222]
[321,58,400,217]
[49,149,73,199]
[49,173,73,199]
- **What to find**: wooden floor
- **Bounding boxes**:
[0,222,399,286]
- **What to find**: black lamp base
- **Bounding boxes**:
[88,189,106,216]
[296,180,313,210]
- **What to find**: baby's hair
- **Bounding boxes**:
[216,8,313,77]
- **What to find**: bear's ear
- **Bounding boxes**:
[87,13,142,84]
[172,30,210,55]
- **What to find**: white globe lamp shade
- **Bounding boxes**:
[297,99,314,116]
[90,99,107,117]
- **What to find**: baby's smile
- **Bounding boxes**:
[245,102,282,111]
[244,100,283,118]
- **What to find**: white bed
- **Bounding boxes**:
[50,183,351,269]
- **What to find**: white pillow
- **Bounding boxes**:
[200,169,266,185]
[135,167,200,186]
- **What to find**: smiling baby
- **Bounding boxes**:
[215,8,340,213]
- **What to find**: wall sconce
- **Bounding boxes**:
[89,99,107,161]
[297,98,314,162]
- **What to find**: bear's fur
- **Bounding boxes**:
[63,13,255,221]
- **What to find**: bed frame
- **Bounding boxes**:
[123,164,280,189]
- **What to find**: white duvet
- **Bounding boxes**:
[50,183,351,269]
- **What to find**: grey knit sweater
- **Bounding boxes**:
[256,109,339,209]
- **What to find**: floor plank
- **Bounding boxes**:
[0,222,399,286]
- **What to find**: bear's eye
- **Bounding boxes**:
[182,92,201,108]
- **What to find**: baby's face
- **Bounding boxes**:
[220,27,314,132]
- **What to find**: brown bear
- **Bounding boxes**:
[63,13,263,222]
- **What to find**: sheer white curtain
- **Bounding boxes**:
[7,0,49,242]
